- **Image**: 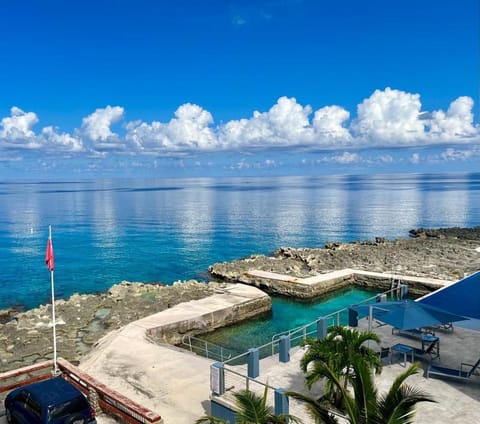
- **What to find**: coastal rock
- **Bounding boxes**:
[0,280,217,372]
[209,227,480,291]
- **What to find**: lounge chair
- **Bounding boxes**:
[427,357,480,381]
[392,327,435,339]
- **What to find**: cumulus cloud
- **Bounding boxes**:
[351,87,425,144]
[428,97,478,141]
[0,88,479,171]
[125,103,218,154]
[312,105,352,145]
[81,106,125,151]
[41,127,84,152]
[0,107,40,149]
[220,96,313,148]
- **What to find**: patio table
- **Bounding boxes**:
[391,343,414,367]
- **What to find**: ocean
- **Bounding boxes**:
[1,173,479,311]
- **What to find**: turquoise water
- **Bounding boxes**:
[1,173,479,310]
[200,286,377,357]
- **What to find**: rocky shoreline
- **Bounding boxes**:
[209,227,480,284]
[0,280,217,372]
[1,226,479,372]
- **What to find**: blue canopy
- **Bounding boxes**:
[418,272,480,330]
[350,299,469,331]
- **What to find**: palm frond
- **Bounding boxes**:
[286,391,339,424]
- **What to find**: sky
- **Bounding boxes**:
[0,0,479,178]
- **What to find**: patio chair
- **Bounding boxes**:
[416,334,440,360]
[377,347,391,364]
[427,357,480,381]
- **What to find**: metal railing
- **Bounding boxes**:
[270,285,406,353]
[180,335,233,362]
[209,284,408,422]
[182,285,407,364]
[220,364,349,423]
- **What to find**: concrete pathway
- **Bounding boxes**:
[79,284,267,424]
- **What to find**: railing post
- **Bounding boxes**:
[317,317,328,339]
[210,362,225,396]
[274,388,289,416]
[400,284,409,299]
[376,293,387,302]
[348,308,358,327]
[279,335,290,363]
[247,348,260,378]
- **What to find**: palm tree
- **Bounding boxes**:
[288,357,435,424]
[300,326,382,407]
[196,386,302,424]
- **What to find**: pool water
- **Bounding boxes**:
[201,286,378,357]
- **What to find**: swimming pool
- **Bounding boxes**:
[198,286,378,358]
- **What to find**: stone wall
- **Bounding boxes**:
[146,289,271,345]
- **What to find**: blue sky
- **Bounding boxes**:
[0,0,478,178]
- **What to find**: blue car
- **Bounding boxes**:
[4,377,97,424]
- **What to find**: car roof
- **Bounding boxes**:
[21,377,85,407]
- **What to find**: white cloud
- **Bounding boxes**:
[440,147,474,161]
[321,151,360,164]
[82,105,124,142]
[377,154,394,164]
[312,105,352,145]
[428,97,478,141]
[41,126,84,152]
[410,153,421,164]
[351,87,425,145]
[0,88,479,173]
[0,107,40,149]
[125,103,218,154]
[220,96,313,148]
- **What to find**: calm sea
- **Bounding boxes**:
[1,173,479,310]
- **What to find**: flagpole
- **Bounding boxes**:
[48,225,58,375]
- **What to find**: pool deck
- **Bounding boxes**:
[78,271,480,423]
[227,319,480,423]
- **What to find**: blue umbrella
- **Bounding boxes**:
[349,300,469,331]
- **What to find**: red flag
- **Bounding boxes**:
[46,238,54,271]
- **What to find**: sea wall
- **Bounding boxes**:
[240,268,449,299]
[145,284,271,345]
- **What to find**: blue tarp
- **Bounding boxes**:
[418,271,480,331]
[350,300,469,331]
